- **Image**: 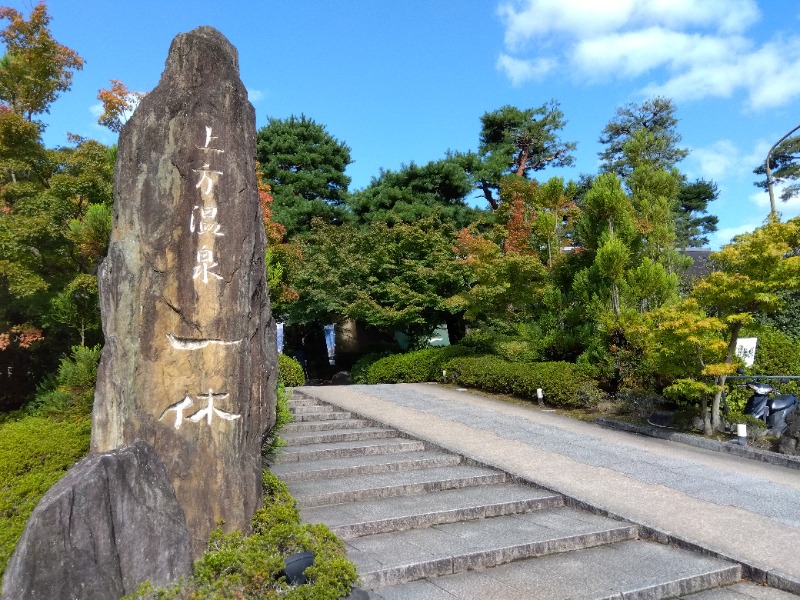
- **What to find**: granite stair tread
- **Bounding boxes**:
[287,464,508,508]
[275,437,425,463]
[280,426,399,445]
[271,449,461,481]
[301,481,563,539]
[283,418,370,433]
[368,538,741,599]
[349,507,640,588]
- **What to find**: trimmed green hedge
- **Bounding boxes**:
[442,355,602,408]
[0,414,92,577]
[351,352,389,384]
[363,346,475,384]
[277,353,305,387]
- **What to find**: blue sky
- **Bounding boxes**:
[9,0,800,248]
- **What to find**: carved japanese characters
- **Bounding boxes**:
[91,27,277,558]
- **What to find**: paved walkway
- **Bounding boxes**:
[299,383,800,591]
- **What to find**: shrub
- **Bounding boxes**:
[129,471,358,600]
[350,352,389,384]
[27,345,102,418]
[0,414,91,577]
[277,353,305,387]
[458,326,545,363]
[748,326,800,377]
[261,384,293,466]
[442,355,602,408]
[365,345,475,384]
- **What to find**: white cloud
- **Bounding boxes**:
[497,0,759,47]
[495,0,800,109]
[687,140,741,181]
[247,88,265,103]
[496,53,556,86]
[89,103,104,118]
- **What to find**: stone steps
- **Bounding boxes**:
[301,483,564,539]
[275,437,426,463]
[275,392,747,599]
[271,449,461,482]
[369,540,741,599]
[293,409,354,422]
[280,426,400,446]
[351,506,640,588]
[283,418,371,433]
[287,464,508,508]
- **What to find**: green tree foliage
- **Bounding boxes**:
[675,179,719,248]
[690,217,800,431]
[282,219,467,346]
[0,2,83,122]
[598,96,688,179]
[572,173,680,391]
[256,115,352,237]
[497,176,580,268]
[649,298,729,434]
[476,102,576,209]
[450,225,549,325]
[754,133,800,204]
[1,136,112,408]
[347,154,482,229]
[0,108,49,197]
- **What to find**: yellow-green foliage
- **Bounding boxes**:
[278,353,306,387]
[0,414,91,577]
[128,471,358,600]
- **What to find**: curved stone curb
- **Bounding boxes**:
[595,418,800,471]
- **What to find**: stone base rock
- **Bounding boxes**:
[779,409,800,456]
[2,440,191,600]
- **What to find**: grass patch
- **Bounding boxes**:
[0,413,92,578]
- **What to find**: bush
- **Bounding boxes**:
[129,471,358,600]
[364,345,475,384]
[27,345,102,418]
[261,384,293,466]
[442,355,602,408]
[277,353,305,387]
[748,326,800,377]
[0,414,91,577]
[458,326,545,363]
[350,352,390,384]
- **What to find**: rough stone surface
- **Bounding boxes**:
[91,26,276,556]
[779,409,800,456]
[1,440,191,600]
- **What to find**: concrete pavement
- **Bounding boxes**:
[297,383,800,593]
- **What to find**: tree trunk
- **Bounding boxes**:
[480,181,498,210]
[710,322,742,432]
[444,313,467,345]
[610,282,621,318]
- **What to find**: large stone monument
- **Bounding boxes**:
[92,26,277,556]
